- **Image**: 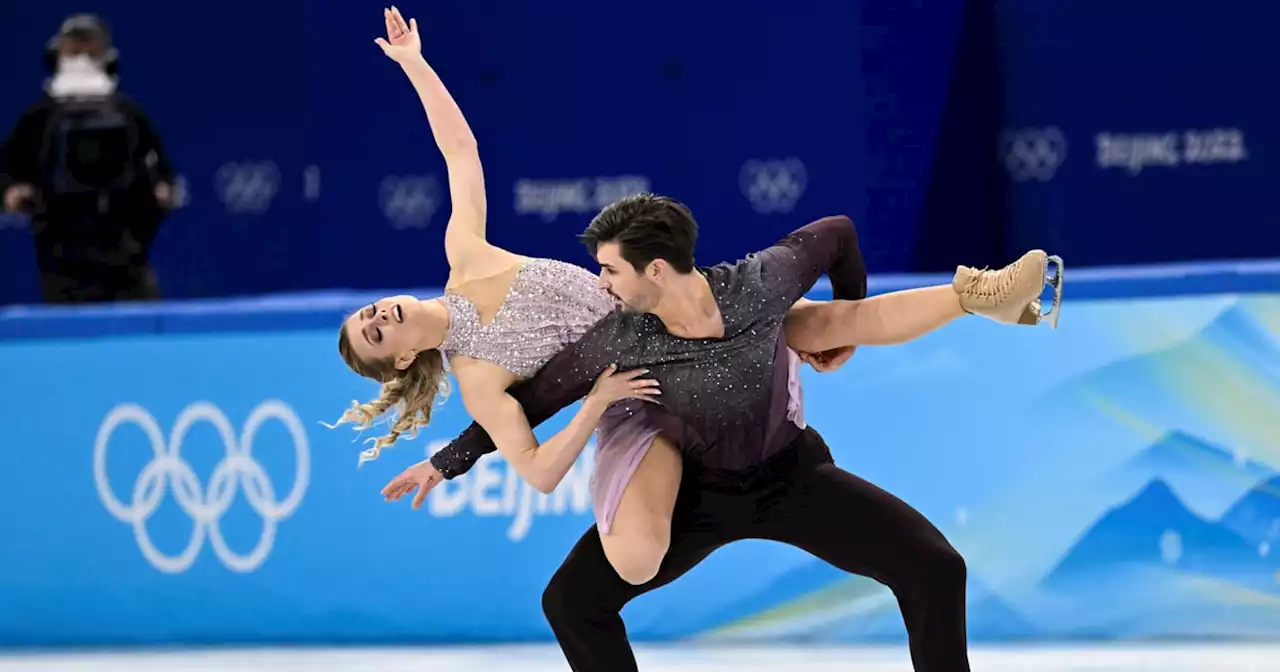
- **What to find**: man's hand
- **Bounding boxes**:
[3,183,34,212]
[154,182,174,209]
[586,364,662,407]
[382,458,444,510]
[797,345,856,373]
[374,6,423,64]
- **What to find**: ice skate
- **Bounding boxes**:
[953,250,1064,328]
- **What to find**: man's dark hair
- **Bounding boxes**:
[579,193,698,274]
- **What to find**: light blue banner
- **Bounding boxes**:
[4,273,1280,646]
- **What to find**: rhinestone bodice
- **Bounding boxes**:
[439,258,616,379]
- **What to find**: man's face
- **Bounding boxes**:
[594,242,662,314]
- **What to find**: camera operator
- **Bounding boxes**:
[0,14,176,304]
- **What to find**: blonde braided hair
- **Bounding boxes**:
[332,323,450,465]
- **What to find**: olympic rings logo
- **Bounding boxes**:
[215,161,281,216]
[740,158,808,215]
[999,127,1068,182]
[379,175,441,230]
[93,401,309,574]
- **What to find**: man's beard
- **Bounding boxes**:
[617,291,657,314]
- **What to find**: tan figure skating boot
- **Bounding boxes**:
[952,250,1065,328]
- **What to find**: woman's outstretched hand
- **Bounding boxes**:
[374,6,422,64]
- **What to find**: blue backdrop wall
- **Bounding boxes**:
[0,1,883,303]
[995,0,1278,268]
[6,262,1280,646]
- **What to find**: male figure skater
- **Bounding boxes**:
[413,194,1061,671]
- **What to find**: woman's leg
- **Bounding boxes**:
[785,249,1058,352]
[597,436,683,585]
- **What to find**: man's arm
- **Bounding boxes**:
[130,104,176,185]
[0,101,51,193]
[428,318,620,479]
[756,215,867,311]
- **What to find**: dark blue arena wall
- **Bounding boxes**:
[0,1,1276,304]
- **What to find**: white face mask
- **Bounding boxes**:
[48,55,116,99]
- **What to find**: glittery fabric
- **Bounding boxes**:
[430,216,866,478]
[589,342,808,534]
[439,258,615,379]
[435,255,689,531]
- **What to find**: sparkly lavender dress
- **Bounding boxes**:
[438,257,806,534]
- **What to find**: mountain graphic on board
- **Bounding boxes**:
[667,560,860,639]
[1044,479,1275,592]
[1026,302,1280,453]
[694,563,1039,643]
[1222,475,1280,556]
[1194,302,1280,379]
[802,573,1039,643]
[1098,431,1274,517]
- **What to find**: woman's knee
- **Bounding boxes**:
[604,533,669,586]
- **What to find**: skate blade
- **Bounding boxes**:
[1015,255,1064,329]
[1044,254,1064,329]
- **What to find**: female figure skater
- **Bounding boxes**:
[337,6,1058,584]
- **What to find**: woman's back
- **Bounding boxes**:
[440,258,615,379]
